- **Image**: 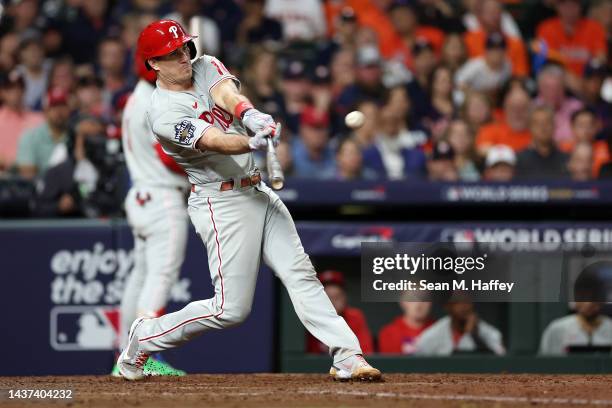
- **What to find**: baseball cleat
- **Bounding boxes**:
[144,357,186,376]
[110,363,121,377]
[116,317,150,381]
[329,354,382,382]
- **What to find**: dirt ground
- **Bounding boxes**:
[1,373,612,408]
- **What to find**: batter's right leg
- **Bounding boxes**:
[126,188,268,355]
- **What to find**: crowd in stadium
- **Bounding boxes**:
[0,0,611,216]
[309,270,612,356]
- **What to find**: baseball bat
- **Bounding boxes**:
[266,126,284,190]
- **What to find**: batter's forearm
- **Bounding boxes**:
[210,78,250,114]
[196,127,251,154]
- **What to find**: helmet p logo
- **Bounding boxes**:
[169,26,178,39]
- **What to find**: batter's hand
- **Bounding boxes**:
[248,123,281,151]
[242,108,276,136]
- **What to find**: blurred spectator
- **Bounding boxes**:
[415,294,506,355]
[540,302,612,355]
[35,116,124,217]
[306,270,373,354]
[1,0,42,35]
[535,65,584,144]
[462,0,529,77]
[567,142,593,181]
[455,32,511,96]
[236,0,283,46]
[0,71,44,172]
[362,109,427,180]
[440,33,467,72]
[48,57,76,93]
[15,33,52,110]
[516,106,569,179]
[462,0,522,38]
[350,100,379,148]
[265,0,326,42]
[447,119,480,181]
[412,39,438,92]
[581,60,612,134]
[328,7,359,52]
[97,37,128,112]
[0,32,20,72]
[378,297,434,354]
[476,87,532,156]
[484,144,516,182]
[310,64,333,118]
[461,91,492,135]
[15,88,70,180]
[291,106,335,179]
[385,85,428,147]
[59,0,118,64]
[427,140,459,181]
[332,138,377,181]
[336,46,386,117]
[536,0,607,77]
[75,75,105,118]
[428,65,455,126]
[242,47,287,123]
[280,59,310,134]
[385,2,445,69]
[560,108,608,177]
[165,0,221,56]
[330,49,356,96]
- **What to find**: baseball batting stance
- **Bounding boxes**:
[117,19,381,382]
[113,56,189,377]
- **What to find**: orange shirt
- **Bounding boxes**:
[558,139,609,177]
[306,306,373,354]
[381,26,445,69]
[463,30,529,76]
[536,18,607,76]
[0,107,44,168]
[476,122,532,151]
[378,317,434,354]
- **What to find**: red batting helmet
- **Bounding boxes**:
[137,19,197,70]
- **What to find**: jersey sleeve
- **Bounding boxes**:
[150,106,212,150]
[194,55,241,99]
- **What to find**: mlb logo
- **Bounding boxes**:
[50,306,119,351]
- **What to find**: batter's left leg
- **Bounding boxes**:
[256,184,361,364]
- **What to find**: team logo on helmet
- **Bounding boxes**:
[174,120,196,145]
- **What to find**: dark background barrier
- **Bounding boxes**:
[3,220,612,375]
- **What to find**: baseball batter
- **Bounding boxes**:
[116,57,189,376]
[117,19,381,382]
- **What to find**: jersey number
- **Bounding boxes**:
[199,105,233,131]
[210,58,228,76]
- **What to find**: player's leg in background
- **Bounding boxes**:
[119,188,150,350]
[134,187,268,353]
[137,188,189,320]
[256,183,362,364]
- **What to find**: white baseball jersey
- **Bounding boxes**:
[122,80,189,189]
[539,314,612,355]
[147,55,254,185]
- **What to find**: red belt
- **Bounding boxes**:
[191,173,261,193]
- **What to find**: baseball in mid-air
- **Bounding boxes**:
[345,110,365,129]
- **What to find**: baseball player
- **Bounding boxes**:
[114,56,189,377]
[117,19,381,382]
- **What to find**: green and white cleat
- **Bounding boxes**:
[143,358,186,377]
[110,363,122,377]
